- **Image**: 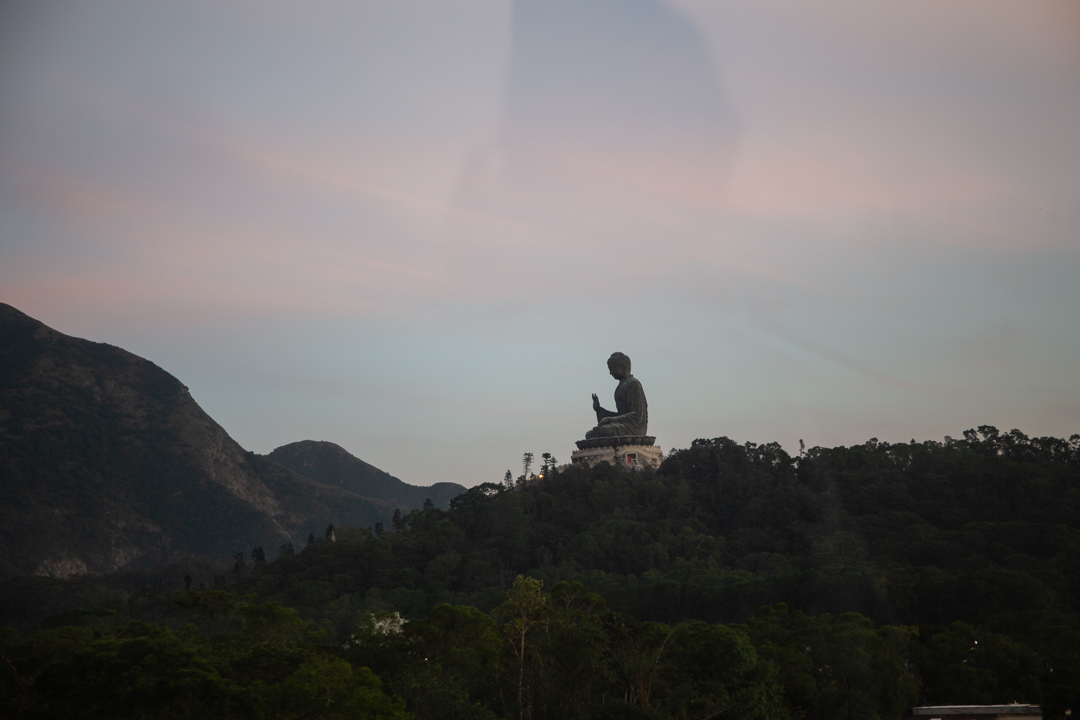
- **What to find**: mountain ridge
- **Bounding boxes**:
[267,440,465,511]
[0,303,459,580]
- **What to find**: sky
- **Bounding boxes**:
[1,0,1078,488]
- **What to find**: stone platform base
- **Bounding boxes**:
[571,442,662,469]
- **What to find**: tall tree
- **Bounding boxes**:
[495,575,549,720]
[522,453,534,485]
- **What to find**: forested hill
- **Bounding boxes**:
[2,428,1079,719]
[5,428,1078,625]
[233,428,1080,631]
[221,430,1080,717]
[267,440,465,510]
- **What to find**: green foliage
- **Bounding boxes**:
[495,576,549,720]
[336,580,784,720]
[261,657,409,720]
[0,592,408,720]
[3,427,1079,718]
[207,430,1079,647]
[743,604,918,720]
[909,621,1044,707]
[409,604,502,704]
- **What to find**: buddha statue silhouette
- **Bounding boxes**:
[585,352,648,439]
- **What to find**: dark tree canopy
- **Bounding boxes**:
[2,429,1078,720]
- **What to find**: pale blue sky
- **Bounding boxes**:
[2,0,1078,486]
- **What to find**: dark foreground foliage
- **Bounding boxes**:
[1,580,1072,720]
[2,428,1079,718]
[0,596,409,720]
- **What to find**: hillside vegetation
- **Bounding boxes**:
[3,428,1078,719]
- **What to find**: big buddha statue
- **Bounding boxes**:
[585,352,648,439]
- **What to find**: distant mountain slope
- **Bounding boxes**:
[0,303,395,580]
[267,440,465,511]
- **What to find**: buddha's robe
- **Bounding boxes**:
[586,374,648,438]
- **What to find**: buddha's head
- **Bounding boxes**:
[607,352,631,380]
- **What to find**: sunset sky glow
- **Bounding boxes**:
[2,0,1079,487]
